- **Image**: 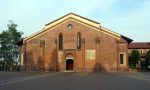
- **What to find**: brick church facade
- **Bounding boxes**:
[19,13,132,72]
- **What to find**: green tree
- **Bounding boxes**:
[130,50,140,67]
[0,21,23,65]
[146,49,150,69]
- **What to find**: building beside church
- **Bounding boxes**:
[19,13,133,72]
[128,42,150,69]
[128,42,150,60]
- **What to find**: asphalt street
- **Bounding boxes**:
[0,72,150,90]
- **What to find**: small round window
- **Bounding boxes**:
[67,24,73,31]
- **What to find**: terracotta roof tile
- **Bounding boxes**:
[129,42,150,49]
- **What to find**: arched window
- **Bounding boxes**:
[59,33,63,50]
[77,32,81,49]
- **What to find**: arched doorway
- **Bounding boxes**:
[65,54,74,71]
[66,59,74,70]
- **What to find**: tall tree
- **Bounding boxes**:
[0,21,23,65]
[130,50,140,67]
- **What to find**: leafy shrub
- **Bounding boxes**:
[129,65,136,69]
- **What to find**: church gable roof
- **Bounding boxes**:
[24,13,100,42]
[45,13,100,26]
[44,13,100,30]
[23,13,132,43]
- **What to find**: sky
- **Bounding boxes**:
[0,0,150,42]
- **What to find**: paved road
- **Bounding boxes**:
[0,72,150,90]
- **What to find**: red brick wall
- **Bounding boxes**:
[21,19,129,72]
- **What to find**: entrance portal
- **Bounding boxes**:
[66,59,74,70]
